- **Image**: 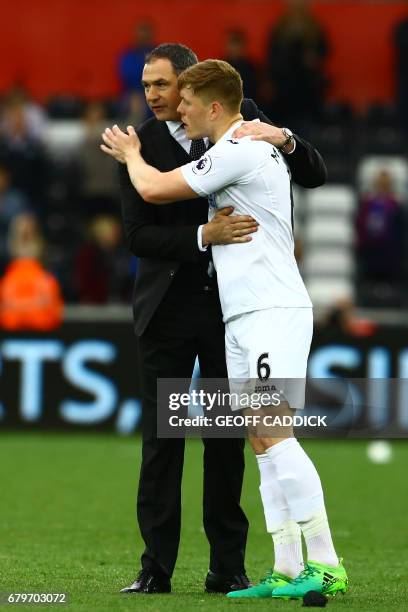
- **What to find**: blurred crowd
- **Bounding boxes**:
[0,89,135,316]
[1,0,408,328]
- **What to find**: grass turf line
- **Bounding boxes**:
[0,434,407,611]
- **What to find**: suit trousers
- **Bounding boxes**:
[136,287,248,578]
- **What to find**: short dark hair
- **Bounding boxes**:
[145,43,198,75]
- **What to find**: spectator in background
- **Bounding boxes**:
[394,14,408,137]
[118,91,147,128]
[356,170,404,303]
[223,30,258,99]
[322,297,377,338]
[76,102,119,216]
[266,0,329,129]
[0,213,63,330]
[0,85,47,143]
[0,163,30,268]
[118,20,155,121]
[0,96,49,210]
[119,20,155,94]
[74,215,132,303]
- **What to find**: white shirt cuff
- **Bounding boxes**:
[197,225,208,251]
[286,139,296,155]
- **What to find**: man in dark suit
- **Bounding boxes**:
[117,43,327,595]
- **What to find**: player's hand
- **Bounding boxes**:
[101,125,141,163]
[232,121,294,152]
[202,206,258,246]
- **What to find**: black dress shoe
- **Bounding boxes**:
[205,570,251,593]
[120,569,171,594]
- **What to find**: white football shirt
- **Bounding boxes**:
[180,121,312,322]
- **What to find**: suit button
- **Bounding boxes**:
[169,270,175,278]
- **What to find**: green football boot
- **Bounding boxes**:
[272,558,348,599]
[226,570,291,598]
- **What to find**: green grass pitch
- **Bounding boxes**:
[1,434,407,611]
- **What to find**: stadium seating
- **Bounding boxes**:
[44,120,84,158]
[303,248,354,277]
[306,277,355,306]
[304,216,354,245]
[301,185,356,307]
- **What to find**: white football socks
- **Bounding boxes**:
[300,508,339,567]
[256,453,304,578]
[271,519,304,578]
[257,453,289,530]
[265,439,338,568]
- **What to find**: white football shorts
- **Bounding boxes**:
[225,307,313,411]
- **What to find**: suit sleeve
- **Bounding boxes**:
[119,161,207,263]
[242,98,328,188]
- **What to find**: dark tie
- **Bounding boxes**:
[189,138,207,160]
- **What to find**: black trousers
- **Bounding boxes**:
[136,288,248,578]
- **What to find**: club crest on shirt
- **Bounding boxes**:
[192,155,212,175]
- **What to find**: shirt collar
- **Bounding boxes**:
[215,120,247,145]
[166,120,184,136]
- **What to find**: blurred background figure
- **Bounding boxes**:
[118,90,147,127]
[356,169,405,306]
[118,20,155,95]
[0,92,49,212]
[74,215,133,304]
[394,11,408,138]
[0,163,31,270]
[0,85,47,143]
[76,101,119,217]
[0,213,63,330]
[321,296,377,338]
[266,0,329,129]
[118,20,156,120]
[223,29,258,100]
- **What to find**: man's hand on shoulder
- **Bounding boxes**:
[202,207,258,246]
[232,121,295,154]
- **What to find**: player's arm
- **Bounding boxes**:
[101,125,197,204]
[119,162,257,261]
[126,158,196,204]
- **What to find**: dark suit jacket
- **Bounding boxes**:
[119,98,327,336]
